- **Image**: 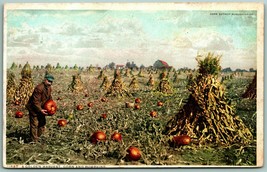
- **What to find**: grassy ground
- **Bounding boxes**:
[4,68,257,167]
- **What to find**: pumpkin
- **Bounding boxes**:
[90,131,106,144]
[127,146,141,161]
[173,135,191,146]
[15,111,23,118]
[44,99,57,115]
[111,132,122,142]
[58,119,67,127]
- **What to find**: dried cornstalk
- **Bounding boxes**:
[97,70,105,79]
[164,53,253,146]
[7,72,17,101]
[13,63,34,105]
[157,78,173,94]
[68,74,84,93]
[129,76,139,91]
[106,69,130,97]
[124,68,131,77]
[138,69,145,77]
[147,75,155,90]
[100,76,111,91]
[242,74,256,99]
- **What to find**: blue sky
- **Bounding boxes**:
[6,10,257,69]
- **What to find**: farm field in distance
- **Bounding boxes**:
[5,66,257,166]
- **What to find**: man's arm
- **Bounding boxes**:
[31,87,47,115]
[31,86,43,113]
[32,87,48,115]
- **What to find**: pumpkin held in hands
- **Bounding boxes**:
[44,100,57,116]
[44,100,57,115]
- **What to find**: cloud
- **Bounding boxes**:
[7,24,42,48]
[39,26,50,33]
[6,10,257,70]
[73,17,148,49]
[94,16,143,36]
[171,28,234,51]
[13,34,40,44]
[7,41,30,47]
[173,36,193,48]
[8,11,32,18]
[191,31,234,51]
[18,50,27,55]
[59,22,86,36]
[221,50,256,70]
[40,11,105,19]
[73,36,104,48]
[34,44,72,56]
[6,42,256,70]
[205,35,233,51]
[7,34,40,47]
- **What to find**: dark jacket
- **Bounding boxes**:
[26,82,52,113]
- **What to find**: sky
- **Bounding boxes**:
[6,10,257,70]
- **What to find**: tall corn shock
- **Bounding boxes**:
[147,75,155,87]
[124,68,131,77]
[6,72,17,102]
[45,63,53,74]
[97,70,105,79]
[157,70,173,94]
[242,73,256,99]
[138,69,145,77]
[129,76,139,91]
[164,53,253,146]
[106,69,130,97]
[13,62,34,105]
[100,76,111,91]
[68,74,84,93]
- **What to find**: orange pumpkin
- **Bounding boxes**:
[150,111,157,118]
[101,97,107,102]
[101,113,107,119]
[127,146,141,161]
[135,98,141,103]
[157,101,163,106]
[44,100,57,115]
[76,105,83,110]
[90,131,106,144]
[87,102,93,107]
[58,119,67,127]
[14,101,21,105]
[15,111,23,118]
[134,104,140,110]
[111,132,122,142]
[173,135,191,146]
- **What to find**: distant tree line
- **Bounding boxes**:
[221,67,256,73]
[8,61,257,73]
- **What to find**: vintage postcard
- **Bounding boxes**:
[3,3,264,168]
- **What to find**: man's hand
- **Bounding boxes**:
[41,109,48,116]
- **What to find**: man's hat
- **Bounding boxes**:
[45,74,55,82]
